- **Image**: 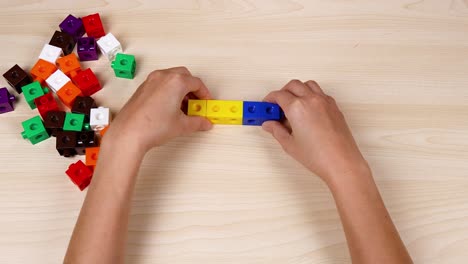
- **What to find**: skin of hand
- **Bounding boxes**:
[64,67,213,264]
[105,66,213,153]
[65,72,413,264]
[263,80,413,264]
[262,80,369,185]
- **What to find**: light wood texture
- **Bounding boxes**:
[1,1,468,263]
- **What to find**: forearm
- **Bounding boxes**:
[327,166,413,264]
[64,134,145,264]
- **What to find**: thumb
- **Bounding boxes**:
[262,121,293,152]
[181,116,213,134]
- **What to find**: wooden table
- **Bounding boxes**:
[1,1,467,263]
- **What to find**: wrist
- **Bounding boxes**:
[100,128,147,162]
[325,161,373,192]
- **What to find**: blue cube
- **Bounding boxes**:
[242,101,283,126]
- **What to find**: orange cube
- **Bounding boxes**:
[99,126,109,137]
[56,82,83,108]
[30,59,57,85]
[57,53,81,78]
[85,147,100,166]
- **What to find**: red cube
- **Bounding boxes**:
[66,160,93,191]
[34,93,59,119]
[82,13,105,38]
[71,68,102,96]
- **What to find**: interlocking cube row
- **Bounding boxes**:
[188,100,283,126]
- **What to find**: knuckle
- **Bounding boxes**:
[288,79,303,87]
[306,80,318,87]
[173,66,189,74]
[309,94,327,106]
[192,76,202,84]
[291,98,306,109]
[167,72,185,84]
[288,99,307,116]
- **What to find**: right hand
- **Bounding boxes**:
[262,80,369,185]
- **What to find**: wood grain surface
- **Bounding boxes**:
[0,1,468,263]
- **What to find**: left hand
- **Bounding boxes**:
[105,67,213,153]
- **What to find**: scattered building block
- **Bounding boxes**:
[21,116,50,145]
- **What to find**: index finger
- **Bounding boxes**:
[263,90,296,112]
[182,76,213,100]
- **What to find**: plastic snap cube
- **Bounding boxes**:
[72,96,97,119]
[21,81,49,109]
[59,14,85,40]
[206,100,243,125]
[76,131,97,155]
[49,30,76,55]
[56,131,78,157]
[187,99,207,117]
[43,110,66,137]
[97,33,122,61]
[77,37,98,61]
[63,112,85,132]
[21,116,50,145]
[0,87,16,114]
[34,92,59,119]
[89,107,110,131]
[56,82,82,108]
[66,160,93,191]
[82,13,105,38]
[242,101,282,126]
[85,147,100,166]
[3,64,32,94]
[38,44,63,64]
[57,53,81,78]
[71,68,101,96]
[30,59,58,85]
[46,70,71,93]
[111,53,136,79]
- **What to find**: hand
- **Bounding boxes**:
[105,67,213,153]
[262,80,369,184]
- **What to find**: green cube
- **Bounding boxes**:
[63,113,85,131]
[21,116,50,145]
[21,81,48,109]
[111,53,136,79]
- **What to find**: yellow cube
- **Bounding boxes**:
[188,99,207,117]
[206,100,243,125]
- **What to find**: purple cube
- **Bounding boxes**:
[59,14,85,40]
[77,37,99,61]
[0,87,16,114]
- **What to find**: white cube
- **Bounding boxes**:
[39,44,63,64]
[46,70,70,93]
[90,107,110,131]
[97,33,123,61]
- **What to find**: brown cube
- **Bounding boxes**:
[44,111,66,137]
[72,96,96,120]
[56,131,78,157]
[49,31,76,55]
[2,64,32,93]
